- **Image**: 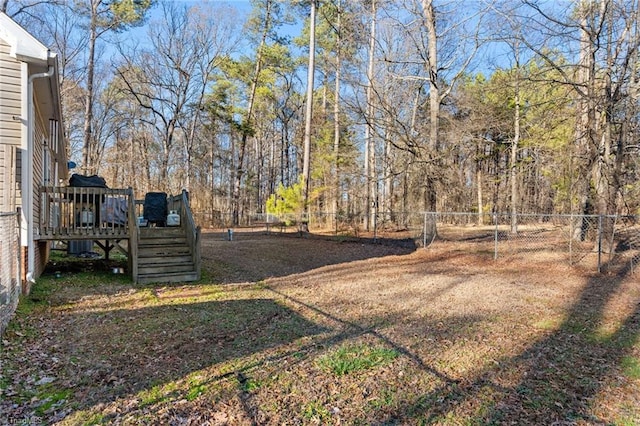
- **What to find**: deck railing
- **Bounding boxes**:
[168,190,201,280]
[128,191,138,281]
[39,186,134,240]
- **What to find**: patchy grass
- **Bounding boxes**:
[317,343,399,376]
[533,317,563,331]
[1,231,639,424]
[301,400,332,422]
[621,356,640,379]
[34,387,72,417]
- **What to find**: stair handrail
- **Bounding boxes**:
[127,187,139,283]
[180,189,201,280]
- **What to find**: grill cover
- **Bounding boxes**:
[69,174,108,188]
[143,192,168,223]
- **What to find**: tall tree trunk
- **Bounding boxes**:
[82,0,98,174]
[476,144,483,226]
[302,0,317,230]
[160,120,175,190]
[423,0,438,150]
[364,0,377,231]
[184,73,209,193]
[572,1,595,239]
[595,1,619,252]
[510,48,521,234]
[332,0,342,232]
[210,139,216,227]
[422,0,438,211]
[593,0,612,218]
[383,128,392,223]
[140,133,150,194]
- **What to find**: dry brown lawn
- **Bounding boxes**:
[1,229,639,425]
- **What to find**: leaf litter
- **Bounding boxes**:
[1,230,639,425]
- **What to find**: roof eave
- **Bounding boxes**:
[0,11,49,64]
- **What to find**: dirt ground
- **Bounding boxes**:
[1,229,639,425]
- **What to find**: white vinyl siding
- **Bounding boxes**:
[0,143,16,210]
[0,39,22,148]
[32,109,44,234]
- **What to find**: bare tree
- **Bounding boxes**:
[519,0,640,220]
[115,2,238,192]
[1,0,65,18]
[75,0,153,175]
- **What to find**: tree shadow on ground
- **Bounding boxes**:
[375,263,639,424]
[2,298,325,423]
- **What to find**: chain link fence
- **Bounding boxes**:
[199,210,639,274]
[0,210,21,335]
[421,213,639,274]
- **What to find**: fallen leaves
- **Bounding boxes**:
[1,232,639,424]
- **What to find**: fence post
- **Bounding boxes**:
[569,214,574,265]
[494,213,498,260]
[597,214,603,273]
[423,212,427,248]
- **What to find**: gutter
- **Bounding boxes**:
[25,63,54,283]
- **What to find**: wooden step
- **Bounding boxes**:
[138,261,196,275]
[137,271,199,284]
[135,223,198,284]
[138,254,194,264]
[139,236,187,244]
[139,227,184,238]
[138,238,189,247]
[138,246,192,257]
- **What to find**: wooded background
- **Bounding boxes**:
[4,0,640,228]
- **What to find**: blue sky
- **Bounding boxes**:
[166,0,251,7]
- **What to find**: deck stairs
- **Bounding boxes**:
[136,226,199,284]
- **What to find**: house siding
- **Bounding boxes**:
[32,104,46,273]
[0,40,22,148]
[0,39,22,212]
[1,36,57,282]
[0,143,16,210]
[1,11,69,324]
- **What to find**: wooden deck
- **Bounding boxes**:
[38,186,136,241]
[37,186,201,283]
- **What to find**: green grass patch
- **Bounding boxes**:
[34,387,72,417]
[242,377,261,392]
[301,401,331,421]
[185,383,208,401]
[184,375,209,401]
[0,375,10,392]
[621,356,640,379]
[139,382,180,407]
[14,277,59,316]
[317,343,399,376]
[81,413,106,425]
[533,317,561,331]
[615,417,638,426]
[53,270,131,288]
[367,387,397,410]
